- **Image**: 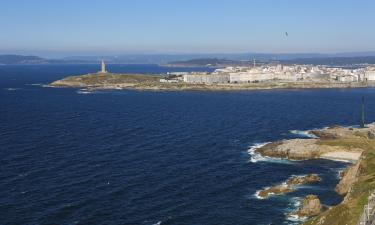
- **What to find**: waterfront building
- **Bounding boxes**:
[183,74,230,84]
[365,68,375,81]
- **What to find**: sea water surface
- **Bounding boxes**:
[1,64,375,225]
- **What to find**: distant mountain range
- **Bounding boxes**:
[0,55,93,65]
[0,55,48,65]
[1,53,375,66]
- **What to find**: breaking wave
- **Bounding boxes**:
[248,142,270,163]
[77,90,94,95]
[284,197,307,224]
[290,130,317,139]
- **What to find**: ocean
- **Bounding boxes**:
[1,64,375,225]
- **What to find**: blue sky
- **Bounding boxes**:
[1,0,375,56]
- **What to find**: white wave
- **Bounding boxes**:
[254,190,266,200]
[153,221,162,225]
[77,89,94,94]
[4,88,20,91]
[248,142,270,163]
[290,130,317,139]
[285,197,308,224]
[25,83,42,86]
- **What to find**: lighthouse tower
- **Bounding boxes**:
[100,60,107,74]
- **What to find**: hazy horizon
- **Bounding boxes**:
[1,0,375,57]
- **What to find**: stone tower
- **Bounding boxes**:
[100,60,107,73]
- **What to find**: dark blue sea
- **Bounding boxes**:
[1,64,375,225]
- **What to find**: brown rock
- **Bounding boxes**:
[255,139,322,160]
[287,174,322,186]
[258,174,322,199]
[297,195,322,217]
[258,184,293,198]
[310,130,338,140]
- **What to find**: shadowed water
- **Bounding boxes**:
[1,65,375,225]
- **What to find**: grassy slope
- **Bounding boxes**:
[58,73,160,85]
[304,137,375,225]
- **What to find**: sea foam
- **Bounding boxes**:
[285,197,307,224]
[248,142,270,163]
[77,89,94,95]
[4,88,20,91]
[290,130,317,139]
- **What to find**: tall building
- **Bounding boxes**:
[100,60,107,73]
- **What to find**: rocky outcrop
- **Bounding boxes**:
[335,161,361,195]
[295,195,322,217]
[309,130,338,140]
[257,174,322,199]
[255,139,325,160]
[287,174,321,185]
[258,184,293,198]
[254,125,369,161]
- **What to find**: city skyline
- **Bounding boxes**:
[1,0,375,57]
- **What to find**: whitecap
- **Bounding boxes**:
[25,83,42,86]
[77,90,94,94]
[4,88,20,91]
[153,221,162,225]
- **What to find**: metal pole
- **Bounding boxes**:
[361,96,365,128]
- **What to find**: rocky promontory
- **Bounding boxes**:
[254,124,375,161]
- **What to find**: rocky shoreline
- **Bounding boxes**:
[252,123,375,224]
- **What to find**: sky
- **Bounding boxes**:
[1,0,375,57]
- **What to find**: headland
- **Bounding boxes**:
[49,61,375,91]
[252,123,375,225]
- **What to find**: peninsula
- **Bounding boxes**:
[252,123,375,225]
[50,61,375,91]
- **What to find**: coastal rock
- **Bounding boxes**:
[255,139,323,160]
[309,130,338,140]
[257,174,322,198]
[335,161,361,195]
[257,184,293,198]
[295,195,322,217]
[287,174,321,186]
